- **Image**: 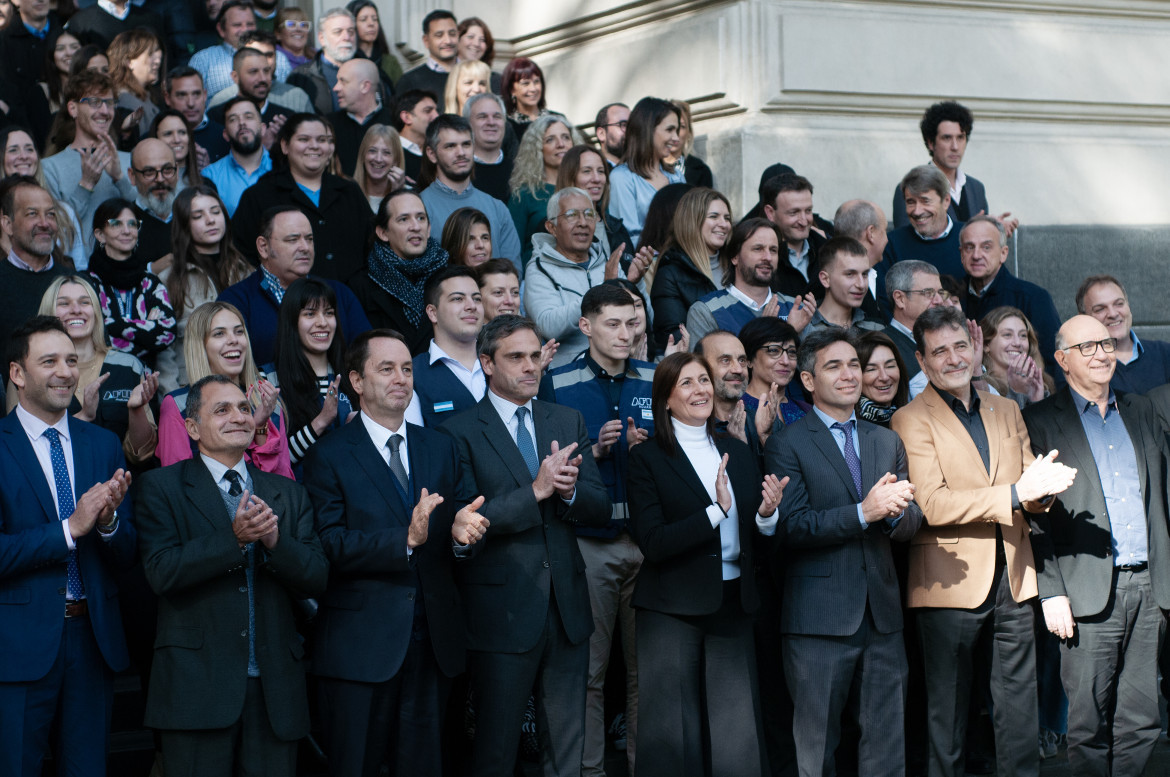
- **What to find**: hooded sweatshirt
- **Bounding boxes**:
[524,233,613,369]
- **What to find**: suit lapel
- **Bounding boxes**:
[978,392,1002,482]
[477,399,537,486]
[1048,390,1105,500]
[923,385,992,484]
[183,458,236,529]
[348,421,411,524]
[858,421,881,493]
[1117,394,1151,501]
[68,418,95,509]
[806,417,862,501]
[663,442,716,506]
[0,414,57,521]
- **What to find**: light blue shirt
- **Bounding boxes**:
[811,406,869,528]
[607,162,685,247]
[190,42,291,101]
[201,149,272,216]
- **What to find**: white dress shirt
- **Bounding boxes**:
[359,412,410,476]
[428,339,487,400]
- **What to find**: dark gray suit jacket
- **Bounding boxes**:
[766,412,922,636]
[441,396,611,653]
[136,458,329,739]
[1023,388,1170,617]
[883,323,921,379]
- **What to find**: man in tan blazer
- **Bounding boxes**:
[890,306,1075,777]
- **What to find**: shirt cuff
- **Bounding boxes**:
[452,539,474,558]
[756,511,778,536]
[96,513,119,541]
[406,544,413,557]
[856,504,867,528]
[561,487,576,506]
[62,521,75,550]
[707,504,726,528]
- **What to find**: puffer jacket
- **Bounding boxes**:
[650,247,716,349]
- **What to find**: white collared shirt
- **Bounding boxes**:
[486,389,535,447]
[474,149,504,164]
[726,283,773,313]
[889,317,914,340]
[97,0,130,20]
[428,340,487,400]
[914,215,954,242]
[359,413,410,476]
[200,453,249,497]
[401,138,422,156]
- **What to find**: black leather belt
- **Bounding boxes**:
[1117,562,1148,572]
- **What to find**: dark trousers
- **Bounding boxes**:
[467,598,589,777]
[635,580,766,777]
[0,615,114,777]
[783,608,908,777]
[916,565,1038,777]
[316,637,451,777]
[159,677,297,777]
[1061,567,1166,777]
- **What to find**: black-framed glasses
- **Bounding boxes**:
[597,120,628,131]
[132,164,178,180]
[107,218,140,229]
[1062,338,1116,357]
[761,344,798,359]
[905,287,952,302]
[77,97,116,109]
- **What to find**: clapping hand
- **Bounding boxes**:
[127,370,158,410]
[408,488,444,548]
[759,474,789,517]
[452,495,489,545]
[861,473,916,523]
[786,293,817,332]
[664,324,690,357]
[248,378,280,430]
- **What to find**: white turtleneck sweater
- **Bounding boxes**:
[671,418,778,580]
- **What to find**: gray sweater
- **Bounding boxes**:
[42,147,136,252]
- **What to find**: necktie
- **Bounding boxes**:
[221,468,259,676]
[44,428,84,600]
[514,406,539,480]
[224,469,244,499]
[832,421,864,500]
[387,434,409,495]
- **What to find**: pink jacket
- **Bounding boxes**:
[157,392,295,480]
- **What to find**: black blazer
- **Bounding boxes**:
[1023,388,1170,617]
[348,271,435,357]
[626,432,764,617]
[136,458,329,739]
[302,418,466,681]
[765,413,922,637]
[440,397,611,653]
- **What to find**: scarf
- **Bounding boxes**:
[87,243,149,292]
[857,396,896,426]
[367,237,448,326]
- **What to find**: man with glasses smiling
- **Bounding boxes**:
[883,259,945,379]
[43,72,137,253]
[126,139,180,264]
[1022,315,1170,777]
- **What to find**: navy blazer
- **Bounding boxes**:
[766,412,922,636]
[0,412,136,682]
[303,418,466,681]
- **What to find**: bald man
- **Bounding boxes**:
[1022,315,1170,777]
[127,138,180,263]
[329,58,395,177]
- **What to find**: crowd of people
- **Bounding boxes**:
[1,2,1169,777]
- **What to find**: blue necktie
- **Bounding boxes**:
[514,406,539,480]
[832,421,864,500]
[44,428,84,600]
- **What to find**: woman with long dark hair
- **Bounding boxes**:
[441,207,493,268]
[86,197,177,366]
[626,352,785,777]
[107,28,164,142]
[157,185,252,393]
[608,97,685,245]
[457,17,503,93]
[271,278,353,469]
[855,330,910,428]
[40,30,80,113]
[347,0,402,85]
[556,143,633,260]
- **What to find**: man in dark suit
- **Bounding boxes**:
[136,374,329,777]
[1023,315,1170,776]
[0,316,134,777]
[303,329,487,777]
[766,328,922,777]
[441,314,612,777]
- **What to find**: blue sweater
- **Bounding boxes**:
[217,271,371,366]
[1111,334,1170,395]
[876,223,964,317]
[544,354,656,539]
[962,268,1062,381]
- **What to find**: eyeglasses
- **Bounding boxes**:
[107,218,140,229]
[905,287,953,302]
[761,344,798,359]
[597,121,628,131]
[1062,338,1116,357]
[283,20,311,30]
[132,164,178,180]
[77,97,116,109]
[554,208,598,224]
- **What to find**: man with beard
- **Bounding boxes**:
[288,7,357,115]
[207,31,315,115]
[593,103,630,168]
[694,329,752,443]
[190,0,293,101]
[418,114,522,271]
[209,47,293,127]
[685,218,817,344]
[0,180,67,350]
[328,58,395,177]
[394,10,459,112]
[201,97,271,216]
[126,139,180,263]
[465,93,514,203]
[42,72,137,254]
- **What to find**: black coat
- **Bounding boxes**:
[627,433,765,616]
[347,269,435,356]
[650,247,716,350]
[232,169,373,284]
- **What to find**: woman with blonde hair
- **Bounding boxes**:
[650,187,732,348]
[22,275,159,466]
[156,301,293,477]
[107,28,164,141]
[980,305,1054,408]
[507,114,582,263]
[444,59,491,117]
[353,123,406,213]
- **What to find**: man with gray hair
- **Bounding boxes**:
[287,6,357,114]
[883,259,944,377]
[877,165,964,300]
[128,138,180,263]
[466,92,515,202]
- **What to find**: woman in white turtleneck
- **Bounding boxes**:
[626,352,788,777]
